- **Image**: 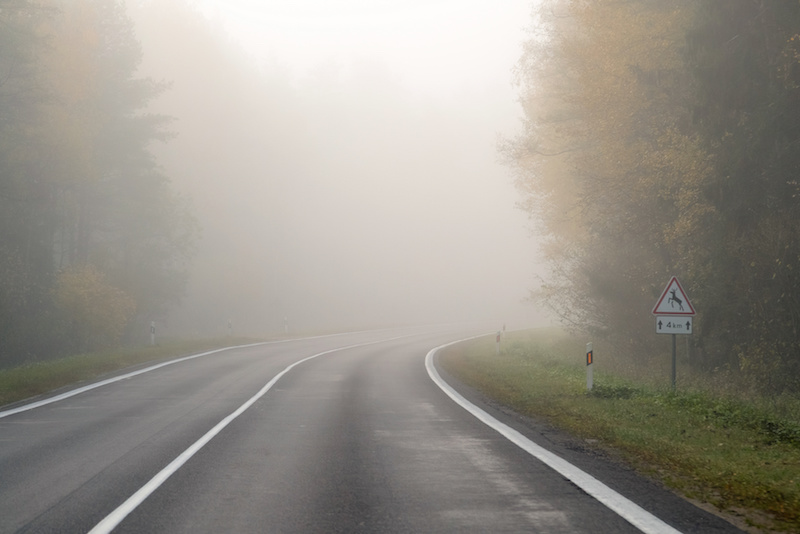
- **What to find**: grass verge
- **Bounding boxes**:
[438,328,800,534]
[0,337,265,409]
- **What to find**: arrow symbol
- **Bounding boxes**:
[658,320,663,330]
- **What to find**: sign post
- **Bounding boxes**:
[671,334,677,390]
[652,277,695,391]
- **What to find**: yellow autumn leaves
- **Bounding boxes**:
[54,266,135,351]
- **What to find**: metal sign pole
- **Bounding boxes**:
[671,334,677,391]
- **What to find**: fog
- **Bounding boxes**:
[127,0,545,336]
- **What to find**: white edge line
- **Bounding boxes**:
[0,342,268,419]
[425,336,683,534]
[0,330,392,419]
[88,335,408,534]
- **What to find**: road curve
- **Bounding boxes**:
[0,328,744,533]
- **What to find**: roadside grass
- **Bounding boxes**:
[439,329,800,533]
[0,337,265,409]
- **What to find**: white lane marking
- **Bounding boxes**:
[0,329,394,419]
[0,342,268,419]
[88,335,407,534]
[425,337,684,534]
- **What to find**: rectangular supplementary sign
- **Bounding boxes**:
[656,316,692,335]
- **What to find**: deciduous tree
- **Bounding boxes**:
[509,0,800,393]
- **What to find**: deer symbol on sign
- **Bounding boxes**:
[668,288,684,311]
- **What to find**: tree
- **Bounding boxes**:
[684,1,800,389]
[0,0,194,366]
[509,0,800,393]
[0,0,61,365]
[507,0,707,358]
[39,0,195,341]
[54,265,135,351]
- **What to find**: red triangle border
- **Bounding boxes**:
[652,276,696,316]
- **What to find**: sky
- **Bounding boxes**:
[131,0,548,334]
[197,0,533,99]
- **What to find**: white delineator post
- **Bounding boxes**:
[586,342,593,391]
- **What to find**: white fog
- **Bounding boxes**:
[126,0,546,336]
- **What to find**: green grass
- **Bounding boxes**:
[439,329,800,533]
[0,337,265,408]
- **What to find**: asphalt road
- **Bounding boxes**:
[0,328,745,533]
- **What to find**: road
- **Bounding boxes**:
[0,328,744,533]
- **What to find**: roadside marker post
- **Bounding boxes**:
[586,342,593,391]
[150,321,156,346]
[652,277,696,391]
[495,331,501,356]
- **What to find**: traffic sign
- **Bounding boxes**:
[656,316,692,335]
[652,276,695,316]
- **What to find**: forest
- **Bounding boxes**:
[0,0,533,368]
[506,0,800,394]
[0,0,195,366]
[5,0,800,398]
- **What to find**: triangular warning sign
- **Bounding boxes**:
[652,276,695,316]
